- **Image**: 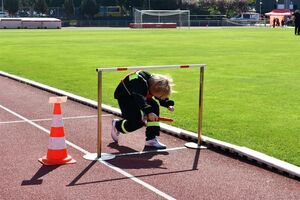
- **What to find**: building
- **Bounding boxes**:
[256,0,300,14]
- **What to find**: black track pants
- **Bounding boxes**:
[115,96,160,141]
[295,25,300,35]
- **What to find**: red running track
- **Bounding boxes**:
[0,75,299,200]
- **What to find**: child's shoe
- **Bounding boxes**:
[145,137,166,149]
[111,119,120,143]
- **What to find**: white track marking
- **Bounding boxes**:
[99,160,176,200]
[0,114,112,124]
[0,104,176,200]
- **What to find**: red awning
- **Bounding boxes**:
[265,9,292,16]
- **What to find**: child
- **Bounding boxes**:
[111,70,175,149]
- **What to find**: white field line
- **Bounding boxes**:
[0,114,112,124]
[0,104,176,200]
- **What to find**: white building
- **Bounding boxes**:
[0,18,61,29]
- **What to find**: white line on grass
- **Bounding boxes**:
[0,104,176,200]
[0,114,112,124]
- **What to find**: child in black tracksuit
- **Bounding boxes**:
[111,70,175,149]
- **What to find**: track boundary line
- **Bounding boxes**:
[0,104,176,200]
[0,114,112,124]
[0,70,299,179]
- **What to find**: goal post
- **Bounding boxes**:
[133,8,190,28]
[83,64,206,161]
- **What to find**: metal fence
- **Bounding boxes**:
[62,19,274,27]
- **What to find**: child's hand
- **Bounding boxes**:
[147,113,159,121]
[168,106,174,112]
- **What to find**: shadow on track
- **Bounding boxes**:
[21,165,60,186]
[66,143,204,187]
[67,160,98,187]
[107,142,169,169]
[192,148,201,170]
[67,168,198,187]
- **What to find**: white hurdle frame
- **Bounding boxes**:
[83,64,206,161]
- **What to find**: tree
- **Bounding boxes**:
[131,0,144,9]
[19,0,35,16]
[64,0,75,19]
[4,0,19,17]
[180,0,200,13]
[34,0,48,15]
[199,0,253,17]
[99,0,118,6]
[81,0,98,19]
[19,0,35,7]
[146,0,179,10]
[47,0,64,7]
[73,0,82,7]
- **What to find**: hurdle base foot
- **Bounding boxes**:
[83,153,115,161]
[185,142,207,149]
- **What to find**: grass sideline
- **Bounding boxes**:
[0,28,299,166]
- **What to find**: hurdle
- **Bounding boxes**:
[83,64,206,161]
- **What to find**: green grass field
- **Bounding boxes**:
[0,27,299,166]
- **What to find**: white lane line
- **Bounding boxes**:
[0,104,176,200]
[100,160,176,200]
[0,114,112,124]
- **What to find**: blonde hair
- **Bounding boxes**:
[149,74,174,99]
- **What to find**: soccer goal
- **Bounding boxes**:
[132,9,190,28]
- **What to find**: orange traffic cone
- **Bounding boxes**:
[38,96,76,165]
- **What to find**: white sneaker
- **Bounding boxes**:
[145,137,166,149]
[111,119,120,143]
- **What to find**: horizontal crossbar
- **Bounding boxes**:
[96,64,206,72]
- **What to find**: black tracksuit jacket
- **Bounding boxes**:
[113,71,175,139]
[114,70,174,115]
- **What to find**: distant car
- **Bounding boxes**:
[230,12,260,22]
[0,11,9,17]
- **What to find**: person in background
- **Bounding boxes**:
[293,10,300,35]
[276,18,280,27]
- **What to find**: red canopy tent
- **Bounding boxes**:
[265,9,293,26]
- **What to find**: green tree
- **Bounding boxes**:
[74,0,82,7]
[81,0,98,19]
[146,0,179,10]
[199,0,253,17]
[19,0,35,7]
[4,0,19,16]
[47,0,64,7]
[131,0,144,9]
[64,0,75,18]
[19,0,35,17]
[34,0,48,15]
[99,0,118,6]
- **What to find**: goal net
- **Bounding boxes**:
[133,9,190,28]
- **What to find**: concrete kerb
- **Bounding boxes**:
[0,70,299,179]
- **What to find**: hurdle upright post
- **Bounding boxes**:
[198,66,204,145]
[83,70,116,161]
[184,65,206,149]
[97,70,102,156]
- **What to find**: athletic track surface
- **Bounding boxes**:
[0,75,299,200]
